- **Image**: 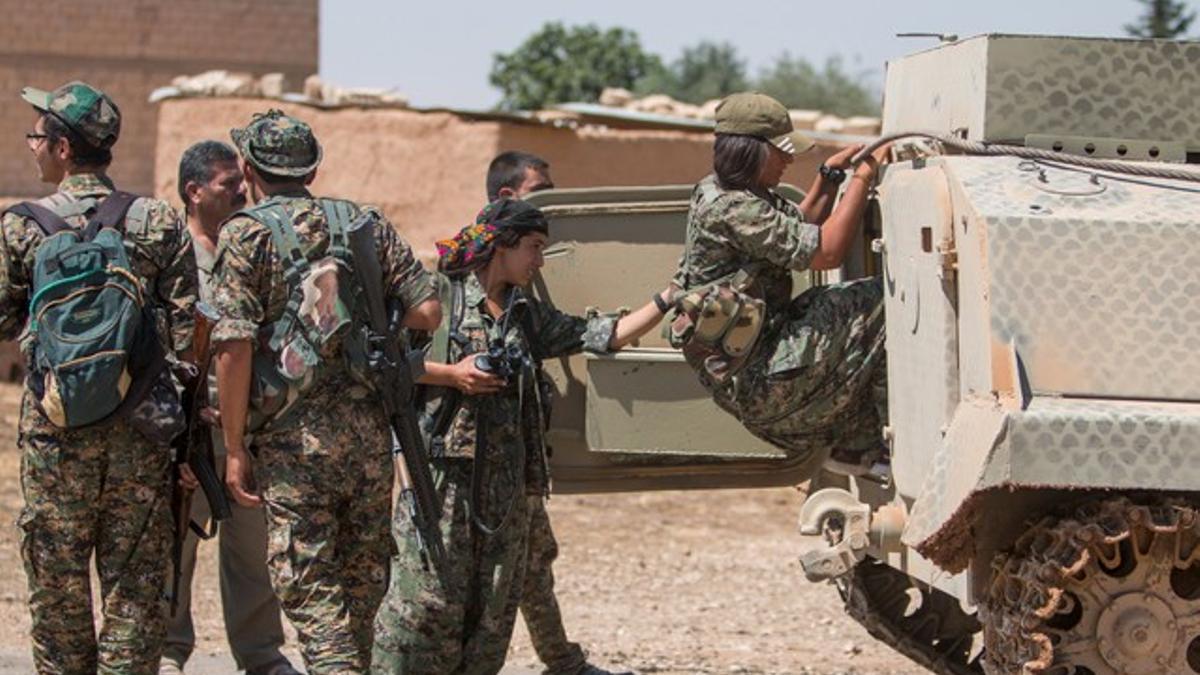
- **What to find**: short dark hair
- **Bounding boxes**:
[713,133,769,191]
[486,151,549,201]
[43,113,111,168]
[242,162,310,188]
[177,140,238,213]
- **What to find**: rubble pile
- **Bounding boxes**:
[301,75,409,107]
[153,76,876,135]
[598,87,880,135]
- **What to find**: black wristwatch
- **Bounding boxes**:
[652,292,671,314]
[819,164,847,183]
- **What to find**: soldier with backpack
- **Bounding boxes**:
[210,109,441,673]
[1,81,197,673]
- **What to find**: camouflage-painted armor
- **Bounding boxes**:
[211,191,433,673]
[0,173,196,674]
[372,273,616,674]
[673,174,887,466]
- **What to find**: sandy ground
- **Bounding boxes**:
[0,381,923,674]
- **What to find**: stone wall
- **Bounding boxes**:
[0,0,317,198]
[155,98,842,261]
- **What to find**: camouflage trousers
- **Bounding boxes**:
[17,395,173,674]
[255,396,394,674]
[520,496,586,675]
[708,278,887,465]
[373,458,531,674]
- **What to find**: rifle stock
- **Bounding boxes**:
[169,300,232,615]
[346,213,448,582]
[189,302,231,521]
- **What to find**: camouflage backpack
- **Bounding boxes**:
[9,192,165,428]
[669,215,767,384]
[239,198,369,430]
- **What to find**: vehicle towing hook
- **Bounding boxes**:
[797,488,905,582]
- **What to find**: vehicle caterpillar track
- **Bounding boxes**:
[839,558,985,674]
[981,497,1200,675]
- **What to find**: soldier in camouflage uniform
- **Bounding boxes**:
[211,110,441,673]
[672,92,889,474]
[372,199,671,674]
[486,151,628,675]
[1,82,196,673]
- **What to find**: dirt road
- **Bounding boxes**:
[0,382,922,674]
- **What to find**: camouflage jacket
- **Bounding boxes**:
[0,173,196,353]
[427,273,617,493]
[672,174,821,311]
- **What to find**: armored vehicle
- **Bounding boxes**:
[528,34,1200,675]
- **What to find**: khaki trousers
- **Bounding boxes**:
[163,452,287,670]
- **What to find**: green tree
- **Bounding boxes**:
[1125,0,1195,37]
[635,41,749,104]
[754,54,880,117]
[490,22,662,110]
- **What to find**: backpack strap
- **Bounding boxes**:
[319,198,354,261]
[9,190,139,241]
[238,202,312,352]
[7,202,72,237]
[423,274,467,458]
[81,191,138,242]
[428,273,465,365]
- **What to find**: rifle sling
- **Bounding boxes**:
[189,517,217,540]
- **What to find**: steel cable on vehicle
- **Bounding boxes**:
[850,131,1200,183]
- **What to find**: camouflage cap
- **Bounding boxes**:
[22,81,121,150]
[714,92,815,155]
[230,109,322,177]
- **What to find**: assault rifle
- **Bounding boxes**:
[346,214,447,582]
[169,301,232,615]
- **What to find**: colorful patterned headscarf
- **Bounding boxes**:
[437,199,548,275]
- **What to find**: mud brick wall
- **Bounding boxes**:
[0,0,318,199]
[0,0,317,382]
[155,98,841,263]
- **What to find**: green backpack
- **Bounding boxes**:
[239,198,369,430]
[10,192,164,428]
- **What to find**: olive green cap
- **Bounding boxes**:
[22,81,121,150]
[714,92,815,155]
[230,109,322,177]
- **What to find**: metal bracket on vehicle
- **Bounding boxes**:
[797,488,907,582]
[798,488,871,581]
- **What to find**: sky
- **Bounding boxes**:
[320,0,1194,110]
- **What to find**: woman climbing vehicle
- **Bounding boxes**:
[372,198,672,674]
[670,91,890,478]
